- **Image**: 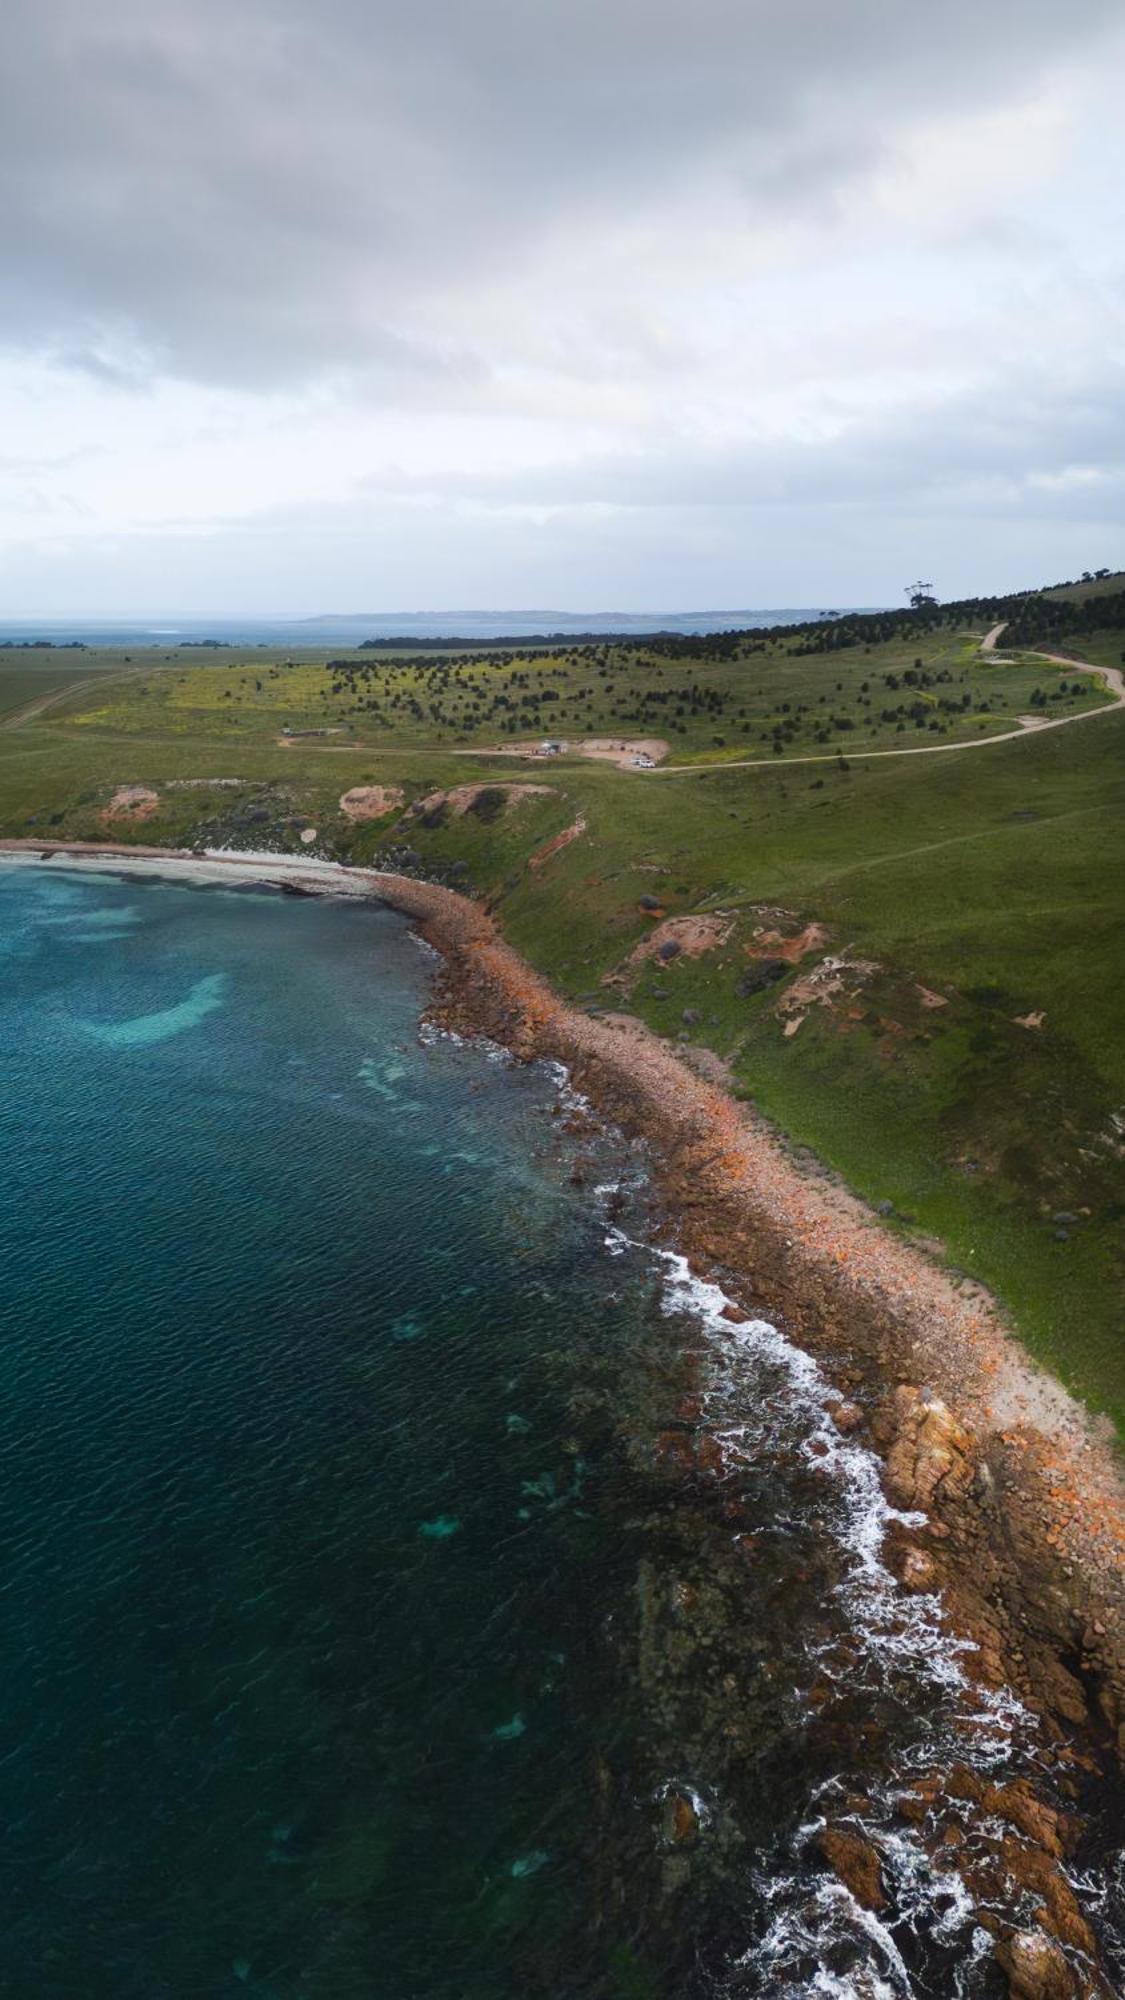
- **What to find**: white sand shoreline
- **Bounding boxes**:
[0,841,385,896]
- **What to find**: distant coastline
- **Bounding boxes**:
[0,606,885,649]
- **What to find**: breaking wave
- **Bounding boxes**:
[604,1230,1100,1996]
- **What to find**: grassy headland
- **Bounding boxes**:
[3,574,1123,1422]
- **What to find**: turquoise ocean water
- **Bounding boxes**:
[0,864,1119,1998]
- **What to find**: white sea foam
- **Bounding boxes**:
[645,1245,1026,1752]
[408,931,443,964]
[481,1037,513,1065]
[417,1020,465,1047]
[539,1054,594,1118]
[607,1230,1043,1993]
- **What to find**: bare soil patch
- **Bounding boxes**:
[573,736,669,768]
[745,918,831,964]
[606,912,734,986]
[778,956,881,1036]
[408,782,552,821]
[166,778,246,790]
[339,785,406,821]
[470,737,668,770]
[99,785,160,825]
[527,815,586,872]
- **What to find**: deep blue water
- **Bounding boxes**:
[0,864,1119,1999]
[0,867,684,1997]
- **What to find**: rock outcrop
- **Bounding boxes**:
[994,1928,1082,2000]
[818,1826,885,1911]
[882,1385,975,1511]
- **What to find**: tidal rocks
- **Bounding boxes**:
[882,1385,974,1512]
[1038,1655,1092,1730]
[986,1780,1069,1860]
[653,1429,724,1478]
[898,1545,937,1592]
[661,1791,700,1846]
[890,1768,1101,1992]
[994,1928,1079,2000]
[817,1826,885,1911]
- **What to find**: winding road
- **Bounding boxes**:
[649,624,1124,776]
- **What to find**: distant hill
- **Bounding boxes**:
[1039,570,1125,604]
[306,572,1125,656]
[298,608,879,642]
[715,570,1125,659]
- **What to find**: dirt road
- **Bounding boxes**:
[651,626,1124,776]
[0,663,156,730]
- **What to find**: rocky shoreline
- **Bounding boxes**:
[4,837,1124,1994]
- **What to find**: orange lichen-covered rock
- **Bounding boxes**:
[818,1827,885,1911]
[661,1791,701,1846]
[884,1385,974,1511]
[994,1928,1080,2000]
[899,1545,938,1592]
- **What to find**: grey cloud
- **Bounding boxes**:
[5,469,1112,619]
[354,355,1125,523]
[1,0,1122,386]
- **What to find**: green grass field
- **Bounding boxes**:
[0,658,121,722]
[25,622,1107,761]
[2,601,1122,1424]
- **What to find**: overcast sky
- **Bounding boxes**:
[1,0,1123,614]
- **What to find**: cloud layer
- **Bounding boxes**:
[0,0,1122,609]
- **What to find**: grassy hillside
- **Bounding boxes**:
[1040,569,1125,603]
[1,590,1122,1425]
[18,625,1110,761]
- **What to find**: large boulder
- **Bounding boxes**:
[883,1385,974,1512]
[994,1929,1078,2000]
[818,1826,885,1911]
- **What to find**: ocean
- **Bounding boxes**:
[0,608,859,649]
[0,862,1116,1997]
